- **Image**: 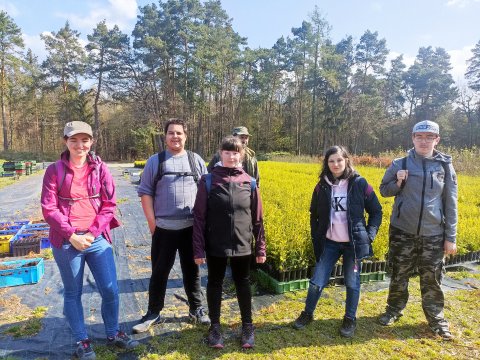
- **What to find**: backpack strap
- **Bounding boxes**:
[205,173,212,194]
[400,156,407,189]
[152,151,166,200]
[250,177,256,193]
[55,160,66,194]
[186,150,200,183]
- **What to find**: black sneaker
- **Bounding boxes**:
[378,311,402,326]
[431,326,454,340]
[339,316,356,338]
[107,331,140,349]
[293,311,313,330]
[132,310,161,333]
[207,323,224,349]
[241,323,255,349]
[189,307,211,325]
[74,339,96,359]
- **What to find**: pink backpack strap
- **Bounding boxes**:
[55,160,66,194]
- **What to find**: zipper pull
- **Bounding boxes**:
[354,263,358,273]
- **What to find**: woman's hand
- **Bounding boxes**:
[256,256,266,264]
[194,258,206,265]
[69,233,94,251]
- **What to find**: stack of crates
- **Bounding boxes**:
[11,221,50,255]
[14,161,27,176]
[2,161,16,177]
[29,160,37,173]
[18,222,50,249]
[0,222,26,254]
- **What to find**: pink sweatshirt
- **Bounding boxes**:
[325,177,349,242]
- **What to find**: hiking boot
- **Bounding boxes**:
[107,331,140,349]
[431,326,454,340]
[189,307,211,325]
[132,310,161,333]
[378,311,402,326]
[207,323,224,349]
[339,316,356,338]
[74,339,96,359]
[241,323,255,349]
[293,311,313,330]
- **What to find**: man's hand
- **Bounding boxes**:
[396,170,408,187]
[256,256,266,264]
[194,258,206,265]
[444,241,457,255]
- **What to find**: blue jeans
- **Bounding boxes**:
[52,235,119,341]
[305,239,361,319]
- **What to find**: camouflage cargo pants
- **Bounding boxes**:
[386,226,448,328]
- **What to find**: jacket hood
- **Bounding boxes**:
[408,148,452,164]
[212,164,246,177]
[60,150,102,168]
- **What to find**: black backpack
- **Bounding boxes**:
[152,150,201,199]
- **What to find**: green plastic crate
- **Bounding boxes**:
[254,269,310,294]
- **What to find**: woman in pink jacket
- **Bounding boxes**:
[41,121,138,360]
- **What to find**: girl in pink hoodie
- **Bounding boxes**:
[293,145,382,338]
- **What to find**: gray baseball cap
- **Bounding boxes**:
[412,120,439,135]
[64,121,93,137]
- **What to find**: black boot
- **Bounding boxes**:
[339,316,356,338]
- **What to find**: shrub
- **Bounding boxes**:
[259,161,480,271]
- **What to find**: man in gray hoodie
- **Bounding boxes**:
[378,120,458,340]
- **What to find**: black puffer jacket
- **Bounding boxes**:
[310,174,382,261]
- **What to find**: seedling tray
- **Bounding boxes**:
[0,258,44,287]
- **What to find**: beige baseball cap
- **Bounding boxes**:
[64,121,93,137]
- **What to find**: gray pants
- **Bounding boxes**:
[386,226,448,328]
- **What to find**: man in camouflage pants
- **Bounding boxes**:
[378,120,458,340]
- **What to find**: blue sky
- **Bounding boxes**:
[1,0,479,85]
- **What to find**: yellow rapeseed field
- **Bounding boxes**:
[259,161,479,271]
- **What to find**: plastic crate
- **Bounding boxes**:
[24,223,49,229]
[10,234,41,256]
[0,234,13,254]
[254,269,310,294]
[40,237,51,249]
[0,258,44,288]
[14,220,30,225]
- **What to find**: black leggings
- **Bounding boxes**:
[206,255,252,324]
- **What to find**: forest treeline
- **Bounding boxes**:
[1,0,480,160]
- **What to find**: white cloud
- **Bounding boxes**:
[448,45,474,86]
[0,1,19,16]
[446,0,480,8]
[386,48,471,87]
[22,33,47,61]
[54,0,138,33]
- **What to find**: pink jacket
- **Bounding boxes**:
[41,151,120,248]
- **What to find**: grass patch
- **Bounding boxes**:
[2,306,48,338]
[117,197,129,204]
[447,271,480,281]
[133,280,480,359]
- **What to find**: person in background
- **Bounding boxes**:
[193,135,266,349]
[133,118,210,334]
[293,145,382,338]
[207,126,259,186]
[41,121,138,360]
[378,120,458,340]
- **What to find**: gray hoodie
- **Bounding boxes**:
[380,148,458,242]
